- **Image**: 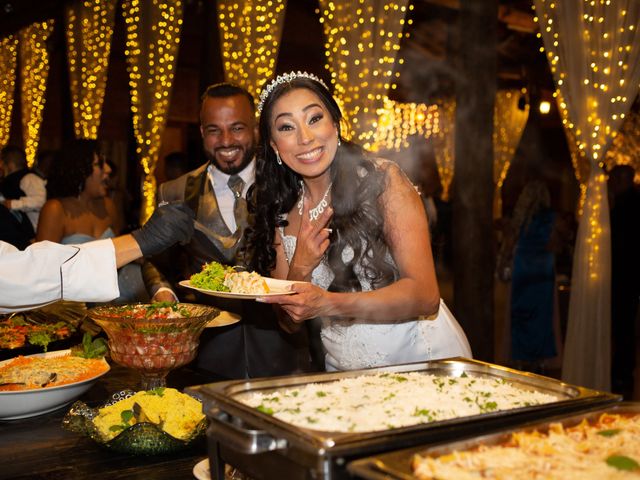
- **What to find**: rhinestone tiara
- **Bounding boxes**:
[257,71,329,114]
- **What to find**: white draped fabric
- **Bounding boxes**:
[317,0,410,148]
[217,0,287,101]
[534,0,640,391]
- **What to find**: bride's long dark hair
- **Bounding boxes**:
[244,76,396,292]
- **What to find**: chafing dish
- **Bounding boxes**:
[187,357,620,480]
[347,402,640,479]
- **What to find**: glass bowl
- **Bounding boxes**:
[87,303,219,390]
[63,389,207,455]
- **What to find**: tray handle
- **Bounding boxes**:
[208,408,288,454]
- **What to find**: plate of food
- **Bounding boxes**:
[0,301,86,360]
[0,347,110,420]
[179,261,299,300]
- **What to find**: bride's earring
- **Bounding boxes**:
[275,150,282,165]
[337,133,341,147]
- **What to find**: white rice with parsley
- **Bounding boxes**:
[237,372,560,433]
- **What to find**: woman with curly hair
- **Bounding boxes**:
[36,139,119,243]
[245,72,470,371]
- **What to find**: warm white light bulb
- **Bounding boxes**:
[539,100,551,114]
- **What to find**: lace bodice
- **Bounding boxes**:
[279,229,471,370]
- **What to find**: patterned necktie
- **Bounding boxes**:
[227,174,247,232]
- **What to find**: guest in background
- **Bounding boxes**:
[36,139,157,303]
[608,164,640,398]
[0,145,47,247]
[499,180,561,374]
[37,139,117,245]
[33,149,58,180]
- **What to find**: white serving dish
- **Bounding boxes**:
[0,349,109,420]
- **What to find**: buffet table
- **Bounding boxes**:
[0,364,214,480]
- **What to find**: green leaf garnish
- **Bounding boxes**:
[606,455,639,471]
[121,410,134,423]
[597,429,621,437]
[316,391,327,397]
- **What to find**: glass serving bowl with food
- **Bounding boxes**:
[63,387,207,455]
[87,303,218,390]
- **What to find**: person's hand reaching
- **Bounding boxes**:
[131,203,195,256]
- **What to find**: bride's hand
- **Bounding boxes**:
[288,206,333,281]
[258,282,331,323]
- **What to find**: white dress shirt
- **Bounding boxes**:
[207,160,255,233]
[0,239,120,313]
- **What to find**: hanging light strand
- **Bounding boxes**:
[370,97,440,152]
[218,0,287,101]
[317,0,412,149]
[19,21,55,167]
[493,89,530,217]
[432,98,455,201]
[0,36,18,149]
[65,0,117,139]
[122,0,184,223]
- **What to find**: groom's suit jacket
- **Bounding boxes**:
[156,161,310,380]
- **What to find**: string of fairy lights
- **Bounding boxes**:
[65,0,117,140]
[122,0,183,222]
[432,99,456,201]
[493,89,530,217]
[371,98,439,152]
[0,36,18,149]
[19,21,54,167]
[534,0,640,284]
[217,0,287,101]
[316,0,412,149]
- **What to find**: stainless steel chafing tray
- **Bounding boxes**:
[187,358,620,480]
[347,402,640,480]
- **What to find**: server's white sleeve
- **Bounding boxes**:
[0,239,120,313]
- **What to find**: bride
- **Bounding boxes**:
[245,72,471,371]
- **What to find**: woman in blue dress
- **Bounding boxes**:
[506,181,559,369]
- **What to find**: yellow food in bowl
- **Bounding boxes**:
[93,387,204,441]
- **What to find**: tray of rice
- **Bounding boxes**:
[188,357,620,480]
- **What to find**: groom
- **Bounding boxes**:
[151,83,310,380]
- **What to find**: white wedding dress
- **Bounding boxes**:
[280,231,472,371]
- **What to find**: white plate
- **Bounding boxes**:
[192,458,210,480]
[205,310,241,328]
[0,349,110,420]
[179,277,299,300]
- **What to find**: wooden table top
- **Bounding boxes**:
[0,364,217,480]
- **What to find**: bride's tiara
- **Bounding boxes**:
[257,71,328,114]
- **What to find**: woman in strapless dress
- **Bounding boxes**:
[244,72,471,371]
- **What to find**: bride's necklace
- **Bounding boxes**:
[298,182,332,221]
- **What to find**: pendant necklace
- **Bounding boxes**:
[298,182,332,221]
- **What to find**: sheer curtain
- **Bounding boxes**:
[19,21,54,167]
[493,90,529,218]
[217,0,287,100]
[317,0,410,149]
[122,0,184,222]
[534,0,640,391]
[65,0,117,140]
